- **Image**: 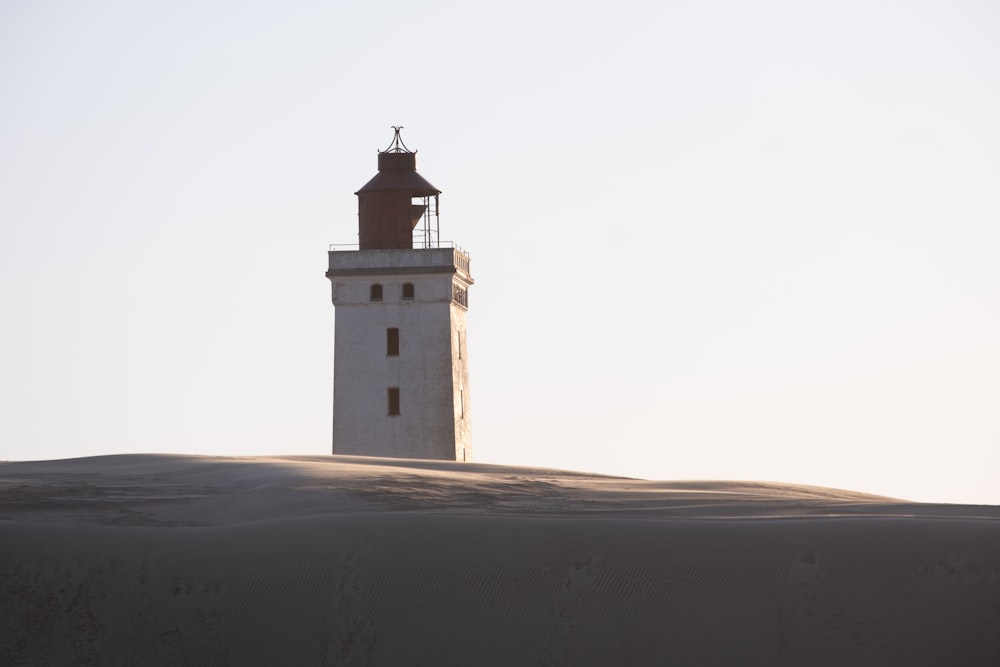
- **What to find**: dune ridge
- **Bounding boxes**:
[2,454,999,666]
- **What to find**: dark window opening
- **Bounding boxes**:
[387,327,399,356]
[370,284,383,301]
[387,387,400,416]
[402,283,415,300]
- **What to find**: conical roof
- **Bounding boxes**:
[355,128,440,196]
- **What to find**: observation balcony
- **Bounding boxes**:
[326,243,472,282]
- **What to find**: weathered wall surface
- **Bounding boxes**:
[328,248,472,460]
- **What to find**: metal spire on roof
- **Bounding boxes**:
[381,126,414,154]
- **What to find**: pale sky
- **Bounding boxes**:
[2,1,998,504]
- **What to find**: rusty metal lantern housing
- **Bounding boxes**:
[355,128,441,250]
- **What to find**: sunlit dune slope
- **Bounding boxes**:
[2,454,999,666]
[1,453,991,525]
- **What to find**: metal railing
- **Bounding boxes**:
[328,240,469,256]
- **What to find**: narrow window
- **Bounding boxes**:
[452,285,467,307]
[402,282,415,300]
[370,284,383,301]
[387,387,400,416]
[457,330,462,360]
[386,327,399,356]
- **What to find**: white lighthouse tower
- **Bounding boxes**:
[326,128,473,461]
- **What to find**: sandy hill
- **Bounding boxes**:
[2,454,998,666]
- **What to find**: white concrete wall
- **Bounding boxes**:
[329,249,472,460]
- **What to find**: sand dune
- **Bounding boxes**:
[2,454,998,665]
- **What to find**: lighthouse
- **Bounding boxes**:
[326,128,473,461]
